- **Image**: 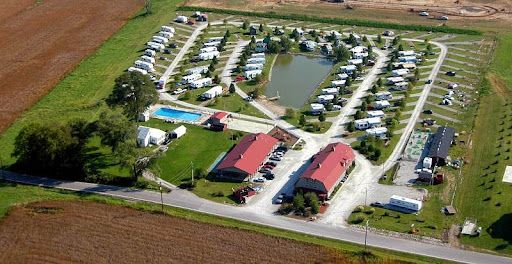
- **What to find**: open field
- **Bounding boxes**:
[0,0,184,166]
[0,0,144,132]
[0,181,447,263]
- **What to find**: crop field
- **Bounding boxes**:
[0,0,143,132]
[0,200,403,264]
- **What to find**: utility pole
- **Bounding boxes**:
[159,181,164,212]
[191,162,194,185]
[364,188,368,207]
[364,219,369,252]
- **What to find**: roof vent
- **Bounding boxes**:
[331,146,336,152]
[317,163,322,169]
[254,135,258,141]
[239,154,243,159]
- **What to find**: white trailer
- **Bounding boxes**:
[182,73,202,84]
[208,37,224,43]
[187,66,209,75]
[394,82,409,91]
[322,88,339,95]
[244,70,262,79]
[399,50,416,56]
[152,36,168,44]
[366,127,388,137]
[386,76,405,84]
[145,49,156,57]
[198,51,220,61]
[366,110,385,118]
[389,195,423,211]
[134,60,155,72]
[190,78,213,88]
[203,41,220,48]
[200,46,217,54]
[348,59,363,65]
[128,67,148,75]
[317,94,334,103]
[245,63,264,71]
[251,53,265,59]
[337,73,349,80]
[202,85,223,99]
[331,80,346,88]
[176,15,188,23]
[247,57,266,64]
[141,55,155,64]
[398,56,417,63]
[340,65,357,73]
[375,91,392,101]
[355,117,381,130]
[161,25,175,33]
[392,69,410,77]
[158,31,174,39]
[310,103,325,114]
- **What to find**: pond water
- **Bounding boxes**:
[264,54,333,108]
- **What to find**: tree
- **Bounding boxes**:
[347,121,355,132]
[318,112,326,122]
[242,20,249,30]
[229,83,236,93]
[326,103,334,111]
[398,44,404,51]
[144,1,152,15]
[252,87,261,98]
[392,37,399,46]
[119,147,162,182]
[346,77,352,87]
[377,77,383,87]
[96,111,136,154]
[354,110,362,120]
[315,36,321,43]
[299,114,307,127]
[374,148,382,160]
[376,34,382,44]
[273,27,280,35]
[386,63,393,72]
[280,36,292,53]
[259,23,264,32]
[212,56,219,65]
[361,101,368,111]
[214,75,221,84]
[311,122,321,132]
[333,45,350,62]
[365,95,372,104]
[209,61,216,72]
[305,192,320,214]
[107,72,158,121]
[285,107,296,119]
[426,44,432,52]
[225,30,231,38]
[414,68,420,81]
[250,36,256,44]
[362,35,368,42]
[293,193,305,212]
[253,74,263,83]
[267,40,281,54]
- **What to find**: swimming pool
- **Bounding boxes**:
[153,108,201,122]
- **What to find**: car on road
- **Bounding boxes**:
[371,201,384,208]
[253,177,266,183]
[419,11,429,16]
[270,155,282,161]
[262,164,274,170]
[382,45,387,49]
[426,79,432,84]
[446,71,456,76]
[423,109,434,114]
[439,16,449,21]
[244,96,253,102]
[235,76,246,82]
[265,161,277,167]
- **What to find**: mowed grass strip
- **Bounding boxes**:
[0,0,185,166]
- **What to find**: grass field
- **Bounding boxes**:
[0,180,450,263]
[0,0,185,166]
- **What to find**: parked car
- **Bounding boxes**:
[270,155,282,161]
[259,168,271,174]
[262,164,275,170]
[274,151,284,157]
[244,96,253,102]
[235,76,246,82]
[423,109,434,114]
[164,49,172,54]
[190,58,199,63]
[426,79,432,84]
[263,173,275,180]
[382,45,388,49]
[276,146,288,153]
[253,177,266,183]
[163,137,172,145]
[150,76,157,81]
[446,71,456,76]
[159,56,167,60]
[429,51,436,55]
[265,161,277,167]
[371,201,384,208]
[169,43,178,48]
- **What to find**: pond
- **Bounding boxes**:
[264,54,333,108]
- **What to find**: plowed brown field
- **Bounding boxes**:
[0,0,143,132]
[0,201,404,263]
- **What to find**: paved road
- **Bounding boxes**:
[2,171,510,264]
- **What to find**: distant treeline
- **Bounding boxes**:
[178,6,482,35]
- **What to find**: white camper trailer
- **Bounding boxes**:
[198,51,220,61]
[321,88,339,95]
[187,66,209,75]
[158,31,174,39]
[145,49,156,57]
[394,82,409,91]
[201,85,223,99]
[152,36,169,44]
[392,69,410,77]
[182,73,202,84]
[141,55,155,64]
[190,78,213,88]
[161,25,175,33]
[375,91,392,101]
[389,195,423,212]
[200,46,217,53]
[176,16,188,23]
[134,60,155,72]
[244,70,262,79]
[245,63,264,71]
[331,80,346,88]
[203,41,220,48]
[354,117,381,130]
[128,67,148,75]
[208,37,224,43]
[251,53,265,59]
[247,58,266,64]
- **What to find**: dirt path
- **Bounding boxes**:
[0,201,362,263]
[0,0,143,132]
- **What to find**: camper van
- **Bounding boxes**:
[128,67,148,75]
[200,46,217,54]
[161,25,175,33]
[190,78,213,89]
[152,36,169,44]
[140,55,155,64]
[176,16,188,23]
[182,73,202,84]
[245,63,264,71]
[247,58,266,64]
[134,60,155,73]
[187,66,209,75]
[203,42,220,48]
[198,51,220,61]
[145,49,156,57]
[158,31,174,39]
[244,70,262,79]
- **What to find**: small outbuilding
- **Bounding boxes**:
[137,126,166,148]
[171,125,187,139]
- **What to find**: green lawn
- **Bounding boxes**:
[0,0,185,166]
[490,34,512,88]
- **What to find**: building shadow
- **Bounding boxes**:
[487,213,512,251]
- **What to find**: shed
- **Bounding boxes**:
[428,126,455,166]
[137,126,166,147]
[210,111,228,125]
[171,125,187,139]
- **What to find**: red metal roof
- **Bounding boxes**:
[217,133,278,175]
[299,142,355,193]
[211,111,227,120]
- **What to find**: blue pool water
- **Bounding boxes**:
[153,108,201,121]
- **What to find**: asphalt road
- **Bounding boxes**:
[2,171,510,264]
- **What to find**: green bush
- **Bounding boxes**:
[351,213,367,224]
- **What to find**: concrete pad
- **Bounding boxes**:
[227,119,273,134]
[503,166,512,183]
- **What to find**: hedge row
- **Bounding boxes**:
[178,6,482,35]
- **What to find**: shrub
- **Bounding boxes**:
[354,205,365,212]
[483,196,491,201]
[211,191,225,197]
[351,213,367,224]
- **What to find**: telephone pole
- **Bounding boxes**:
[191,162,194,184]
[364,220,369,252]
[158,181,164,212]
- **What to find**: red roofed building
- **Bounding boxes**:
[294,142,355,200]
[208,112,229,131]
[217,133,278,181]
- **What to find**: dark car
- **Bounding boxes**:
[163,137,171,145]
[190,58,199,63]
[276,146,288,153]
[159,56,167,60]
[265,161,277,167]
[446,71,456,76]
[259,168,271,174]
[370,201,384,208]
[169,43,178,48]
[423,109,434,114]
[164,49,172,54]
[426,79,432,84]
[263,173,275,180]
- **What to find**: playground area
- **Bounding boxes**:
[402,130,431,162]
